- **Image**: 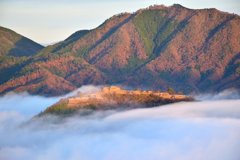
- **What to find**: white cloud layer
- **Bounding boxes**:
[195,88,240,101]
[0,85,102,117]
[0,87,239,160]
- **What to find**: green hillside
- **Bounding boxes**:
[0,26,44,57]
[0,4,239,96]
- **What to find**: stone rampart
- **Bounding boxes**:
[68,98,89,104]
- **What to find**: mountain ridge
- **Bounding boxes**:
[0,4,239,96]
[0,26,44,57]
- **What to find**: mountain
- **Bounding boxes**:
[0,4,240,96]
[41,41,62,47]
[0,26,44,57]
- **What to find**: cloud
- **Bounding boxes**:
[0,85,102,117]
[194,88,240,101]
[0,87,239,160]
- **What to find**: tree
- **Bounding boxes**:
[167,88,176,95]
[77,91,82,96]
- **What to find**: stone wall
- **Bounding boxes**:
[102,86,187,99]
[172,95,186,99]
[68,98,89,104]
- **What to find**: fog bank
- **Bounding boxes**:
[0,85,102,117]
[0,87,239,160]
[195,88,240,101]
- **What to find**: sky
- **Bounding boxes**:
[0,0,240,44]
[0,86,240,160]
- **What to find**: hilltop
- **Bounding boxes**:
[0,26,44,57]
[0,4,239,96]
[40,86,194,116]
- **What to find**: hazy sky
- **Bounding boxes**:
[0,0,240,44]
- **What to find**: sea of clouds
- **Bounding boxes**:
[0,86,240,160]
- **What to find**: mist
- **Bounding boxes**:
[0,87,240,160]
[194,88,240,101]
[0,85,102,117]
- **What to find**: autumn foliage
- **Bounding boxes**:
[0,4,240,96]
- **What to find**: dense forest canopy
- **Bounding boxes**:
[0,4,239,96]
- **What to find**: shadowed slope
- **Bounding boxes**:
[0,26,44,57]
[0,4,239,96]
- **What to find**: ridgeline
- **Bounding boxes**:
[0,4,240,96]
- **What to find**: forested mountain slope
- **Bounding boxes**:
[0,26,44,57]
[0,4,239,96]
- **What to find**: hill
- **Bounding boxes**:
[0,26,44,57]
[0,4,239,96]
[40,86,194,116]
